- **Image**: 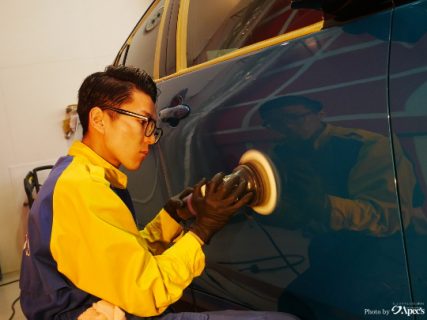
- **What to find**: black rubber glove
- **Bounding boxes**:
[164,187,194,223]
[189,172,254,244]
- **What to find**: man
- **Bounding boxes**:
[259,95,425,318]
[20,66,297,320]
[259,95,420,235]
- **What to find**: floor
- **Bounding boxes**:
[0,271,25,320]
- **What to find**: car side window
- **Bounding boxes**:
[186,0,323,68]
[121,0,165,76]
[158,0,180,78]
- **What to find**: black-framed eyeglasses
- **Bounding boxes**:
[101,106,163,143]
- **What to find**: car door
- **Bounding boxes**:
[157,1,413,319]
[116,0,415,318]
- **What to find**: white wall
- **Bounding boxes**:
[0,0,153,274]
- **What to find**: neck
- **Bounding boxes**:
[82,133,120,168]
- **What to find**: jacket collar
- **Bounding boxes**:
[68,141,128,189]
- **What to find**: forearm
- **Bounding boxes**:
[331,136,414,236]
[329,195,403,236]
[52,180,205,316]
[52,225,205,317]
[140,209,184,254]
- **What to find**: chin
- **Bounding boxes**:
[122,161,142,171]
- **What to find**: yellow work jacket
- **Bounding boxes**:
[20,141,205,318]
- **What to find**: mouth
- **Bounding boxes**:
[139,151,148,159]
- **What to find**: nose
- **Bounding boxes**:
[144,134,156,145]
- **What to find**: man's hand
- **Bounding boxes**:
[164,187,194,223]
[189,172,254,244]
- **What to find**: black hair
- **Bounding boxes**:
[77,65,158,135]
[259,95,323,119]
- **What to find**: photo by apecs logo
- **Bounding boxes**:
[391,305,425,316]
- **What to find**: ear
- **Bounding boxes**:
[88,107,105,134]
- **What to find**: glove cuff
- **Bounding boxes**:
[189,224,211,244]
[163,205,182,223]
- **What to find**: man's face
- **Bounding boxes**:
[263,104,322,142]
[102,89,157,170]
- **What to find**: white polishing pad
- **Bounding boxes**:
[239,149,280,215]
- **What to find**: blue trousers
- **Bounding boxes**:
[128,310,299,320]
[57,303,298,319]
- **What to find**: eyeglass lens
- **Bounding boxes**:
[144,119,162,143]
[144,119,156,137]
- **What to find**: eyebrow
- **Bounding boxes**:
[133,109,155,119]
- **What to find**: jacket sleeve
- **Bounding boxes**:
[50,171,205,317]
[329,135,416,236]
[139,209,185,255]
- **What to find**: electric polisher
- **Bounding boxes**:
[186,149,280,215]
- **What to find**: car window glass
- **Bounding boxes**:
[159,0,180,78]
[124,0,165,76]
[186,0,323,67]
[115,44,128,66]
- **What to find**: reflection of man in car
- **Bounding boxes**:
[259,95,419,236]
[20,65,297,320]
[259,95,426,318]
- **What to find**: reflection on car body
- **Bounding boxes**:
[115,0,427,318]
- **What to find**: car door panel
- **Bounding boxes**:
[115,1,423,318]
[151,9,412,319]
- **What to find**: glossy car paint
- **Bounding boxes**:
[389,0,427,312]
[119,1,427,319]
